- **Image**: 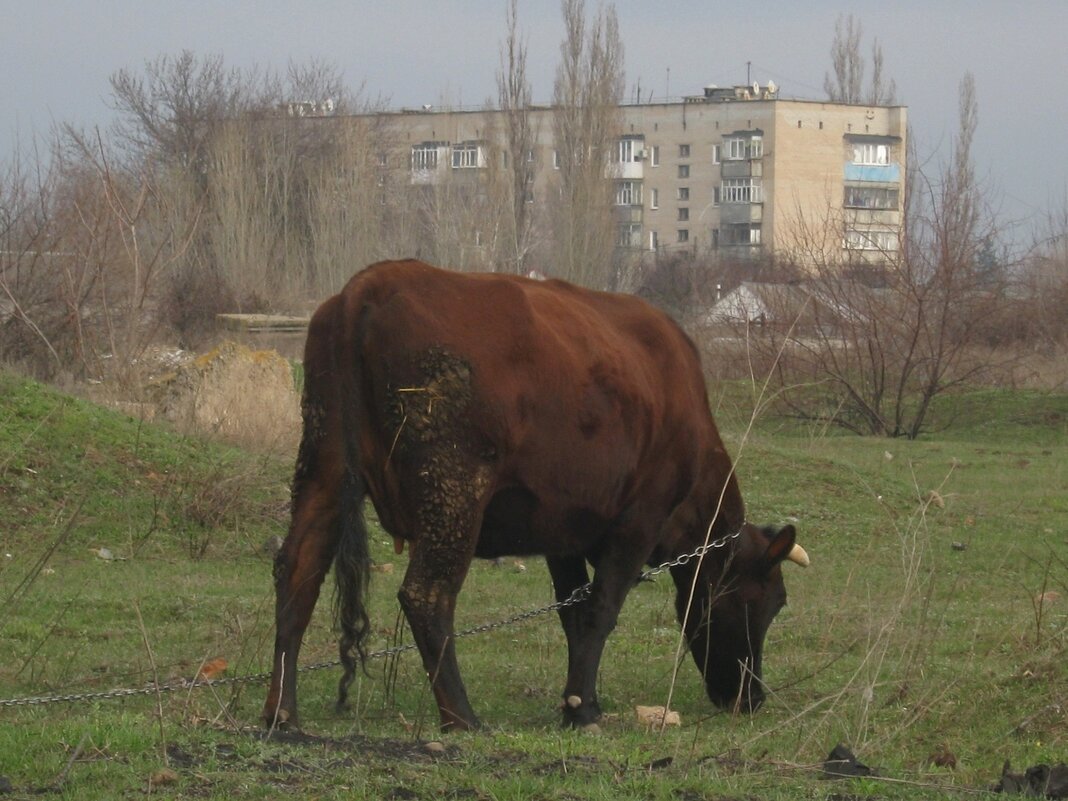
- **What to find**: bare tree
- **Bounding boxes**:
[414,178,501,273]
[108,51,258,178]
[550,0,625,290]
[869,38,898,106]
[283,57,350,111]
[824,14,864,104]
[0,140,68,374]
[824,14,898,105]
[0,120,205,380]
[495,0,537,275]
[305,114,403,296]
[204,120,295,308]
[61,127,203,382]
[1016,200,1068,357]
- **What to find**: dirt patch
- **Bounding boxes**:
[155,341,300,450]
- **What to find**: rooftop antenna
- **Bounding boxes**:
[747,60,752,86]
[666,66,670,100]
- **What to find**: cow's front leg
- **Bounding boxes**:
[551,530,653,731]
[546,555,603,728]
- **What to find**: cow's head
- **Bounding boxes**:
[675,523,807,712]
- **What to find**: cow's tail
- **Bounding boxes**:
[333,320,372,712]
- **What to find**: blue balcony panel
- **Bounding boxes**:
[844,163,901,182]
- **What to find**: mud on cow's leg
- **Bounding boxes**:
[397,463,490,732]
[387,348,493,732]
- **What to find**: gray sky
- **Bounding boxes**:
[3,0,1066,249]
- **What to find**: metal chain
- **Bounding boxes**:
[0,526,742,709]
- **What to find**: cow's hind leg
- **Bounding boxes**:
[263,444,343,728]
[397,466,491,732]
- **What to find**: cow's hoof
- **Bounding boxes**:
[440,715,482,733]
[561,697,602,729]
[263,706,294,729]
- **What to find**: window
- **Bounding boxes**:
[678,144,691,158]
[618,138,642,163]
[852,142,890,165]
[649,230,659,251]
[725,136,762,160]
[526,149,535,163]
[618,223,642,248]
[726,138,747,160]
[616,181,642,206]
[677,187,689,201]
[677,164,690,179]
[677,207,689,222]
[844,185,899,209]
[845,227,898,251]
[411,143,439,171]
[723,224,762,246]
[721,178,763,204]
[713,186,721,206]
[553,149,560,169]
[712,144,721,164]
[451,142,483,169]
[649,188,659,209]
[650,145,660,166]
[677,229,689,243]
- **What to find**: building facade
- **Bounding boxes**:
[349,83,907,267]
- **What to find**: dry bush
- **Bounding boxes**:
[160,265,238,351]
[155,341,300,451]
[974,346,1068,391]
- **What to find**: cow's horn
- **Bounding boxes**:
[787,543,810,567]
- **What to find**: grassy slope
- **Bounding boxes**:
[0,372,1064,799]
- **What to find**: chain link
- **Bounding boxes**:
[0,525,742,709]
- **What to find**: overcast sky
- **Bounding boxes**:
[3,1,1066,249]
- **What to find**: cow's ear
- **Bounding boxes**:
[763,524,808,569]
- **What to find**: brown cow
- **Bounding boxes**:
[265,259,807,732]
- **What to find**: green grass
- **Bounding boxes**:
[0,371,1064,799]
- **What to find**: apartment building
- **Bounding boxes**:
[349,83,906,265]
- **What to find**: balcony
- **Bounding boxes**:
[720,160,763,179]
[607,161,644,180]
[844,163,901,183]
[720,203,763,225]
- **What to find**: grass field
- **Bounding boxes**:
[0,369,1064,799]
